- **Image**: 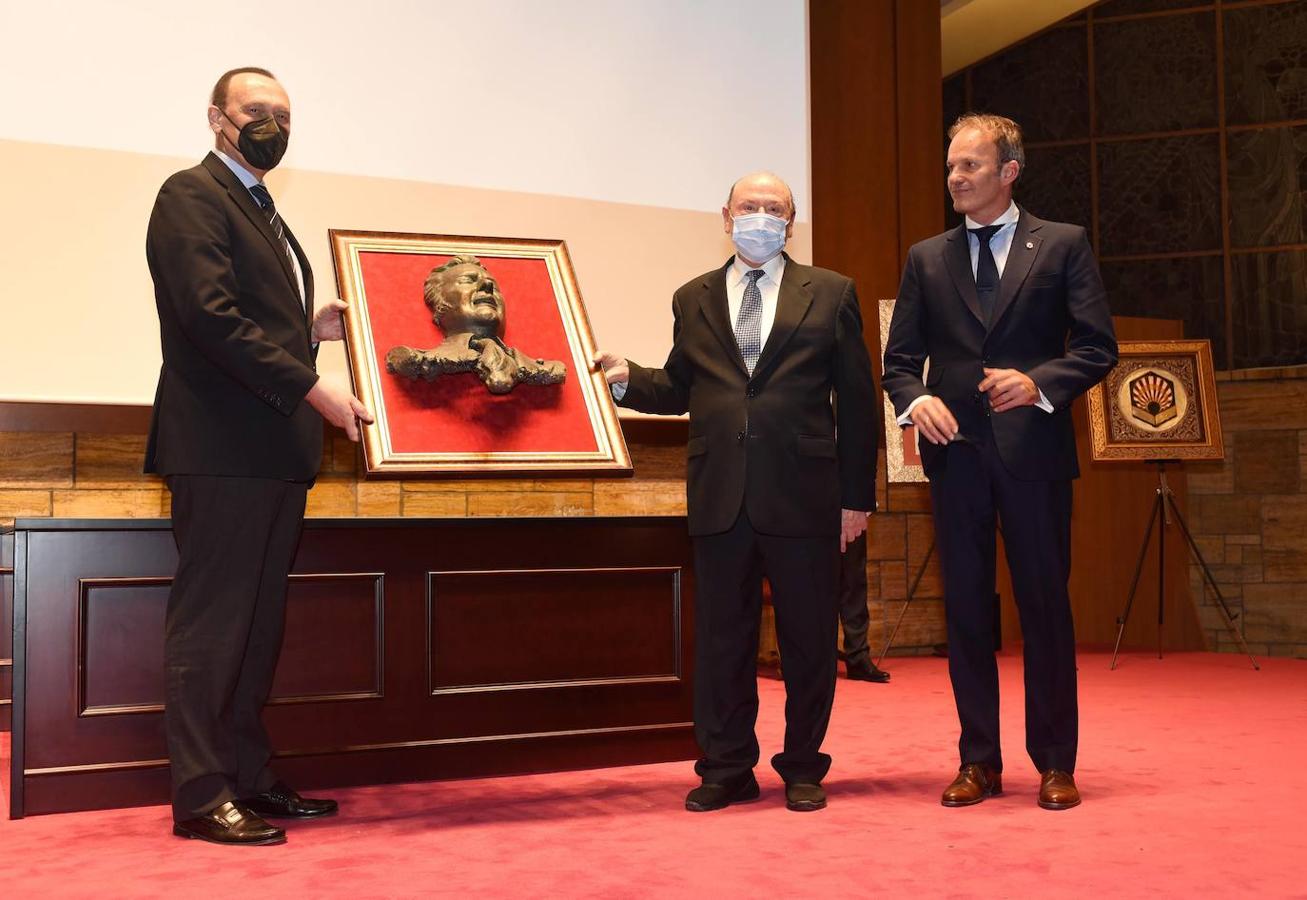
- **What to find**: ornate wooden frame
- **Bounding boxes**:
[1087,339,1225,462]
[330,230,631,477]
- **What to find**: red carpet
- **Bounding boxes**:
[3,651,1304,897]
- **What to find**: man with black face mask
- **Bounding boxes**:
[594,172,878,814]
[145,66,372,846]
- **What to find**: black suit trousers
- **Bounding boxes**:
[691,509,840,786]
[928,427,1078,774]
[838,532,871,662]
[164,474,307,820]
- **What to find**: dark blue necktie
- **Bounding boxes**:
[735,269,766,374]
[969,224,1002,322]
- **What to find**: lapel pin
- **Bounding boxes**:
[1026,241,1034,249]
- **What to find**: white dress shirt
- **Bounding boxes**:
[898,201,1052,426]
[727,251,786,349]
[214,150,306,308]
[610,251,787,401]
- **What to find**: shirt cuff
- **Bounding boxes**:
[610,381,627,401]
[897,394,931,427]
[1036,388,1053,413]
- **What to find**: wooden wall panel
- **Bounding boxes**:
[10,517,696,817]
[811,0,946,369]
[428,568,680,690]
[1,531,11,731]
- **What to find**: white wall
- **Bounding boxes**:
[1,1,811,406]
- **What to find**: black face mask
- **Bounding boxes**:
[220,109,289,171]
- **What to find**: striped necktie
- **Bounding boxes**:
[247,183,295,270]
[735,269,766,374]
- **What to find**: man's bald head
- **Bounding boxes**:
[725,171,796,220]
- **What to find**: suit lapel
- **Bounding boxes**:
[989,208,1043,334]
[202,153,303,306]
[283,222,314,328]
[943,223,985,326]
[752,255,813,378]
[698,262,749,376]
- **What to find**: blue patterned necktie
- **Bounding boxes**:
[247,183,295,270]
[969,224,1002,323]
[735,269,766,374]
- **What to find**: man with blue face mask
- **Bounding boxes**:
[594,171,878,813]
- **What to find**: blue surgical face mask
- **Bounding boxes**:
[731,212,789,263]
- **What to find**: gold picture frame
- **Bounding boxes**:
[330,229,631,477]
[878,298,928,483]
[1086,339,1224,462]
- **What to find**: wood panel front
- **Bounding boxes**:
[9,517,696,817]
[2,531,12,731]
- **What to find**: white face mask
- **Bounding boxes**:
[731,212,788,263]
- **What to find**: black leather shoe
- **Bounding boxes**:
[243,781,339,819]
[785,782,827,812]
[845,657,891,683]
[173,801,286,846]
[685,773,761,812]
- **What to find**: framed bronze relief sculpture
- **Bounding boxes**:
[1086,339,1224,462]
[330,230,631,477]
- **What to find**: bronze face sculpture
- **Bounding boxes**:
[385,254,566,394]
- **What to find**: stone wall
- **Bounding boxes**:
[0,428,688,525]
[1186,367,1307,658]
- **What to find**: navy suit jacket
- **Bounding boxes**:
[882,207,1117,481]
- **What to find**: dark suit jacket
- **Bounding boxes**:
[620,254,878,538]
[145,152,322,481]
[882,206,1117,482]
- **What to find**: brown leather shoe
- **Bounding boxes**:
[940,763,1003,807]
[1038,770,1081,810]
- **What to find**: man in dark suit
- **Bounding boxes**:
[882,114,1117,811]
[838,533,891,683]
[146,67,372,845]
[595,172,878,813]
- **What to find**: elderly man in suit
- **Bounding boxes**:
[883,114,1116,811]
[595,171,878,813]
[146,66,371,845]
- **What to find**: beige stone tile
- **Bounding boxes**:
[532,479,597,492]
[326,435,362,475]
[0,488,53,525]
[887,597,946,648]
[403,478,529,493]
[886,483,932,512]
[1240,583,1307,644]
[867,513,907,561]
[1262,496,1307,550]
[593,480,685,516]
[877,560,908,602]
[1263,550,1307,583]
[1233,430,1299,494]
[1192,494,1263,534]
[51,489,165,518]
[304,480,356,517]
[1185,457,1234,495]
[355,481,401,517]
[74,433,158,487]
[401,491,468,517]
[1192,535,1225,564]
[467,492,593,517]
[0,432,74,488]
[1217,380,1307,431]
